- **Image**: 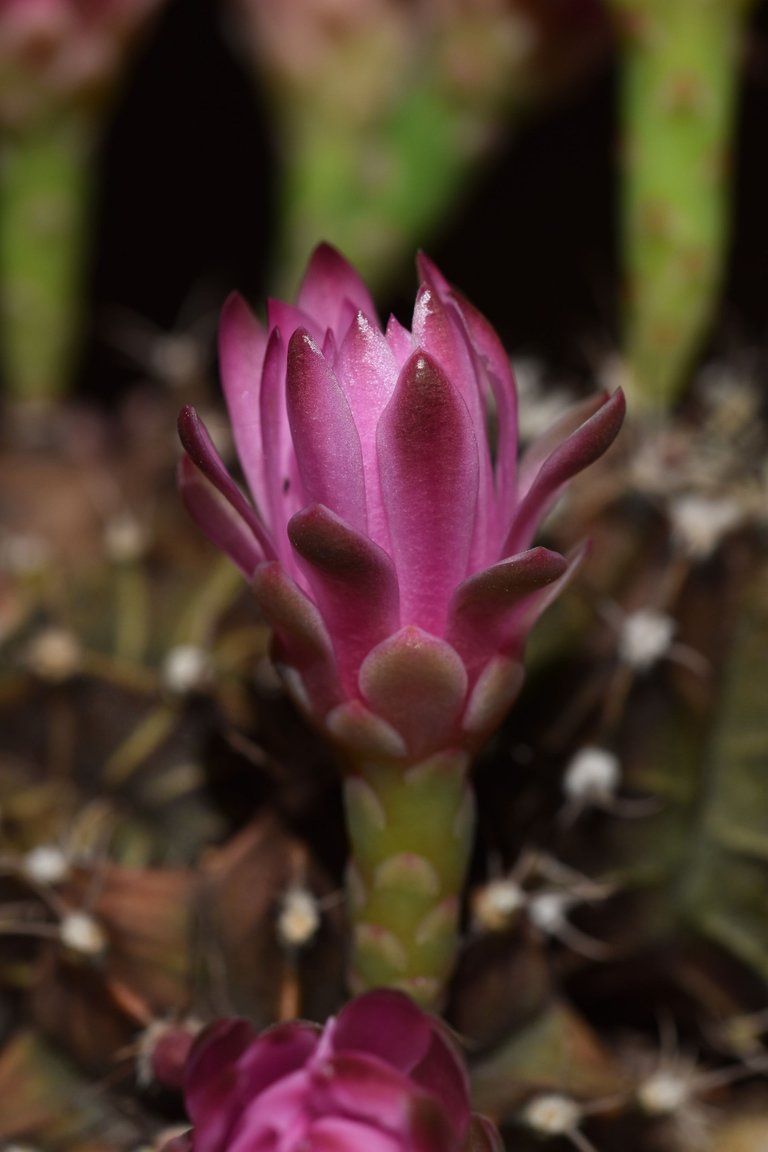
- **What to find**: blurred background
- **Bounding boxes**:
[21,0,768,406]
[3,2,768,1147]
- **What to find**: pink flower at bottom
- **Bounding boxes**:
[163,989,502,1152]
[179,245,624,763]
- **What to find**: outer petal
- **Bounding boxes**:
[228,1068,311,1152]
[178,456,264,578]
[286,330,368,534]
[377,352,479,635]
[287,503,400,693]
[297,242,379,339]
[456,545,585,683]
[465,1115,505,1152]
[411,282,495,570]
[258,327,305,577]
[237,1023,321,1097]
[252,562,343,717]
[409,1027,471,1137]
[185,1019,258,1146]
[358,627,468,758]
[311,1052,429,1135]
[178,405,275,561]
[385,313,414,368]
[267,297,321,345]
[503,389,625,554]
[446,548,568,677]
[332,989,433,1074]
[417,252,518,524]
[305,1118,401,1152]
[336,311,400,549]
[218,293,269,520]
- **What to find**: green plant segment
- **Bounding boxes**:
[0,116,93,405]
[344,753,474,1008]
[609,0,754,411]
[241,1,610,298]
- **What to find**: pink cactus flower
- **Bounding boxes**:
[162,988,503,1152]
[180,244,624,764]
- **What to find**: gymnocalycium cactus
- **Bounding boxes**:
[179,243,625,1006]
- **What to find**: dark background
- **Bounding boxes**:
[82,0,768,400]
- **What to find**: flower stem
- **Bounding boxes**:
[343,750,474,1009]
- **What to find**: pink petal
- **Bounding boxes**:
[411,282,495,568]
[228,1068,312,1152]
[178,456,265,577]
[311,1056,458,1152]
[409,1027,470,1137]
[218,293,269,519]
[385,314,414,368]
[185,1018,258,1144]
[358,627,468,758]
[332,989,433,1073]
[336,311,400,548]
[503,389,625,554]
[446,548,568,677]
[259,328,304,573]
[287,503,400,693]
[286,330,368,535]
[311,1052,420,1132]
[238,1023,321,1098]
[407,1096,462,1152]
[515,542,588,635]
[297,243,379,338]
[377,352,479,634]
[252,562,343,717]
[178,405,275,561]
[267,297,321,344]
[306,1117,401,1152]
[517,390,612,495]
[417,253,518,524]
[465,1115,505,1152]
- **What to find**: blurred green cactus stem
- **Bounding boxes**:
[234,0,611,297]
[609,0,755,411]
[0,112,93,407]
[344,751,474,1009]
